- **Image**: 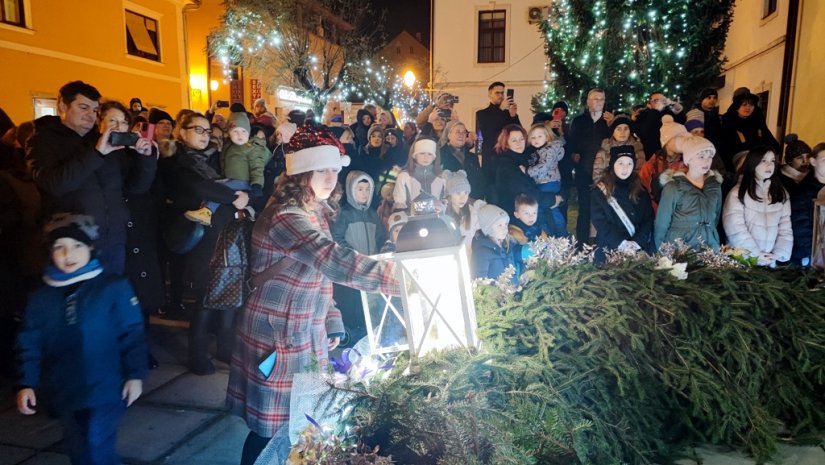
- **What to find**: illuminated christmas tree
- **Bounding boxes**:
[533,0,734,112]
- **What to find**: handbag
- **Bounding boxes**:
[204,220,251,311]
[204,218,299,310]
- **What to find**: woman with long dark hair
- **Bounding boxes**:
[227,126,399,465]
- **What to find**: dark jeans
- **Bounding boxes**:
[205,179,250,213]
[61,401,125,465]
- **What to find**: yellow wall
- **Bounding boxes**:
[185,0,230,114]
[788,0,825,144]
[0,0,188,124]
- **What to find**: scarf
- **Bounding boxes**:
[43,258,104,287]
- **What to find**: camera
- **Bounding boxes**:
[109,132,139,147]
[216,100,229,108]
[438,108,452,119]
[444,94,459,105]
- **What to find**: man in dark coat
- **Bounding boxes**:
[567,88,614,245]
[475,81,521,193]
[25,81,156,274]
[633,91,687,159]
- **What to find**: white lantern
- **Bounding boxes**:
[360,207,480,366]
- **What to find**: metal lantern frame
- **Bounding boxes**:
[361,244,479,365]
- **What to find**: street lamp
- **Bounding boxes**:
[360,194,480,366]
[403,70,416,89]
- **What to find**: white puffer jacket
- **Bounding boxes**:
[722,180,793,261]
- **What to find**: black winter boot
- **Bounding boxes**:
[189,308,215,375]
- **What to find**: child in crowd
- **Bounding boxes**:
[779,134,811,198]
[789,143,825,266]
[655,135,723,251]
[526,123,567,236]
[471,204,523,283]
[591,145,655,263]
[393,137,445,211]
[16,213,147,465]
[639,115,689,210]
[509,194,547,245]
[591,114,645,183]
[722,146,792,267]
[185,111,268,225]
[380,211,409,253]
[332,170,385,256]
[442,170,485,251]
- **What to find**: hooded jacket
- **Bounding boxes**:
[722,179,792,261]
[221,136,271,187]
[349,109,373,149]
[591,137,646,184]
[655,169,723,250]
[331,171,385,255]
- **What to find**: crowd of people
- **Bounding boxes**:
[1,77,823,465]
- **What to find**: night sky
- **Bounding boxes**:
[374,0,431,48]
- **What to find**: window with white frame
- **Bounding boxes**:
[125,9,160,61]
[763,0,777,19]
[1,0,25,27]
[478,10,506,64]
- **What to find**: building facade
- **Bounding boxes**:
[720,0,825,144]
[0,0,192,124]
[379,30,429,88]
[431,0,547,132]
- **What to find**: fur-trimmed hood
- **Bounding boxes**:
[659,168,723,187]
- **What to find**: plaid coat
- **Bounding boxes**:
[226,203,399,437]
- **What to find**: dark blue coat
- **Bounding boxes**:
[16,274,147,414]
[471,235,522,283]
[789,171,825,263]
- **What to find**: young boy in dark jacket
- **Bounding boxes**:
[16,213,147,465]
[332,170,385,255]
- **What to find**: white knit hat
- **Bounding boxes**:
[412,138,437,156]
[285,125,350,176]
[659,114,688,148]
[478,204,510,236]
[680,135,716,167]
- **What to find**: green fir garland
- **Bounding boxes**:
[333,245,825,465]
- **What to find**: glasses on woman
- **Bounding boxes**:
[184,126,210,134]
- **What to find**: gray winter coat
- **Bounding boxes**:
[331,171,385,255]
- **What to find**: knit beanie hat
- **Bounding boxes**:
[551,101,569,114]
[148,108,174,126]
[609,145,636,169]
[684,108,705,132]
[680,135,716,167]
[387,211,409,235]
[698,87,718,101]
[129,97,142,107]
[44,213,99,248]
[609,114,633,137]
[659,114,688,148]
[227,112,251,133]
[442,169,471,196]
[285,124,350,176]
[784,134,812,165]
[412,137,437,156]
[478,204,510,237]
[367,124,384,141]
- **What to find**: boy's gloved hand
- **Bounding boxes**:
[250,184,263,197]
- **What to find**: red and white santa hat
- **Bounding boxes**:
[285,124,351,176]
